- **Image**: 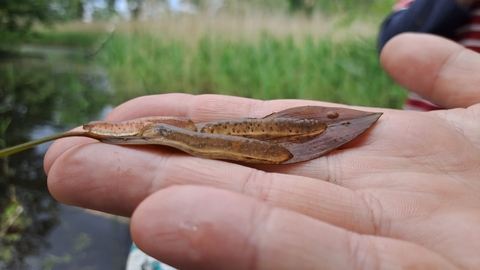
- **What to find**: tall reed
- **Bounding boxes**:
[97,30,404,108]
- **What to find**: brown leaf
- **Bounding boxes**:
[263,106,382,163]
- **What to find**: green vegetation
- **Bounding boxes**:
[10,5,402,109]
[225,0,392,16]
[316,0,393,16]
[1,0,402,108]
[96,30,404,108]
[0,0,82,37]
[17,31,104,47]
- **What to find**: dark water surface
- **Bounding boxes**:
[0,51,132,269]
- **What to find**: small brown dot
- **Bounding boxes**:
[327,111,339,119]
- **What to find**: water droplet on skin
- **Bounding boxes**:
[180,221,198,232]
[177,220,216,261]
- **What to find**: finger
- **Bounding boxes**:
[46,141,377,232]
[131,185,456,270]
[380,33,480,108]
[104,93,336,123]
[44,127,97,174]
[46,132,480,257]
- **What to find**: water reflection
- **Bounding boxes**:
[0,53,131,269]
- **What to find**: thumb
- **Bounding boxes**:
[380,33,480,109]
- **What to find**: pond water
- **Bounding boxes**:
[0,49,132,269]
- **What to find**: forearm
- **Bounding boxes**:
[378,0,472,51]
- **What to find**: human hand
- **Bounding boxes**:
[44,33,480,269]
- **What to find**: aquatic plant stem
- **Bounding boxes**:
[0,132,89,158]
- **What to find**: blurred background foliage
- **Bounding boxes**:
[0,0,403,121]
[0,0,402,268]
[0,0,82,40]
[0,0,394,35]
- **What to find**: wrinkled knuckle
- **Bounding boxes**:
[324,156,336,183]
[324,155,348,184]
[358,191,389,235]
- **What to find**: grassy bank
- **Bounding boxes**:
[21,5,405,109]
[91,11,404,108]
[97,32,405,108]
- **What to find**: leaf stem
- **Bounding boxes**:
[0,132,89,158]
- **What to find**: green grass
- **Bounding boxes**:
[225,0,394,17]
[23,31,103,47]
[1,0,403,109]
[317,0,394,16]
[0,30,104,48]
[96,31,405,108]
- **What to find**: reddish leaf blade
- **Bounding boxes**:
[264,106,382,163]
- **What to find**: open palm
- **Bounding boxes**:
[45,34,480,269]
